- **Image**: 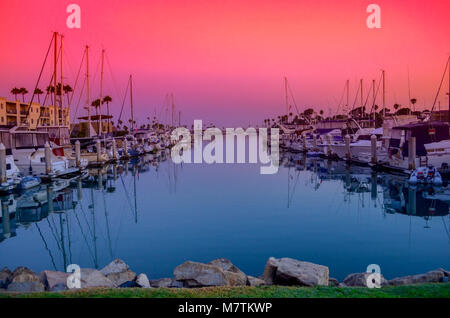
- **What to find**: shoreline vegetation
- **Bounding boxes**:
[1,257,449,298]
[2,284,450,298]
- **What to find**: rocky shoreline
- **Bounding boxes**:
[0,257,449,293]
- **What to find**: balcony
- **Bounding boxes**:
[6,108,17,114]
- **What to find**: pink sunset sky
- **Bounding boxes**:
[0,0,449,126]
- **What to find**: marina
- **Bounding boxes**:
[0,8,449,296]
[0,151,449,281]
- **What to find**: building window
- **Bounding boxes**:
[31,119,34,124]
[1,117,3,123]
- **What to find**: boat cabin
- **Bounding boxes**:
[390,121,450,157]
[0,127,50,155]
[36,126,70,146]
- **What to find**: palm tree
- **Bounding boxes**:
[102,95,112,133]
[46,85,55,105]
[19,88,28,102]
[91,99,101,113]
[63,84,73,105]
[11,87,20,101]
[34,88,44,104]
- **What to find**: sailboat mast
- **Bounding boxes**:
[53,32,58,126]
[171,93,175,127]
[130,75,134,132]
[372,79,376,127]
[448,57,450,123]
[86,45,91,137]
[60,35,64,126]
[346,80,349,111]
[99,49,105,136]
[360,79,363,108]
[382,70,386,117]
[284,77,288,122]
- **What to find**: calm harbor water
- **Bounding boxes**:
[0,151,449,281]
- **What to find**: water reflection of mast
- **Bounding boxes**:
[133,163,138,223]
[90,180,99,268]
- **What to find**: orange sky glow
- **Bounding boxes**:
[0,0,449,126]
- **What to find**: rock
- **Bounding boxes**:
[6,267,45,292]
[262,257,329,287]
[136,273,151,288]
[209,259,247,286]
[80,268,115,288]
[262,257,279,285]
[328,278,340,287]
[209,258,246,276]
[174,261,247,287]
[7,282,45,293]
[247,276,266,287]
[100,259,136,287]
[150,278,173,288]
[174,261,227,287]
[50,283,68,292]
[119,280,140,288]
[0,267,12,289]
[389,270,445,286]
[100,259,130,276]
[106,270,137,287]
[40,270,70,290]
[11,267,41,283]
[341,273,388,287]
[435,268,450,277]
[169,280,185,288]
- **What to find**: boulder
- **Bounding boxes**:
[119,281,139,288]
[100,259,130,276]
[435,268,450,277]
[328,278,340,287]
[80,268,115,288]
[247,276,266,287]
[106,271,137,287]
[150,278,173,288]
[389,270,445,286]
[169,280,185,288]
[0,267,12,289]
[50,283,68,292]
[11,267,41,283]
[136,273,151,288]
[7,282,45,293]
[209,259,247,286]
[174,261,228,287]
[262,257,279,285]
[262,257,329,287]
[7,267,45,292]
[341,273,388,287]
[174,260,247,287]
[40,270,70,290]
[209,258,246,276]
[100,259,136,287]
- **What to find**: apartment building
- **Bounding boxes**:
[0,97,70,129]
